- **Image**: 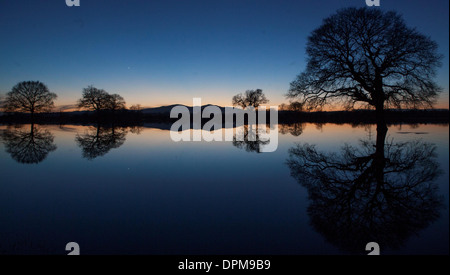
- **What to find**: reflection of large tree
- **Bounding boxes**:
[232,125,269,153]
[1,124,57,164]
[286,128,443,253]
[75,126,127,160]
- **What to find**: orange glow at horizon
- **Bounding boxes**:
[53,95,450,112]
[48,83,450,112]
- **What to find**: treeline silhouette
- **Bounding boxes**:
[0,109,147,125]
[1,108,448,125]
[278,109,449,125]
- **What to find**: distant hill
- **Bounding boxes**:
[141,104,229,114]
[141,104,186,114]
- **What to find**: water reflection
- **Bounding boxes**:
[129,126,143,135]
[232,125,270,153]
[0,124,57,164]
[286,127,443,253]
[75,126,128,160]
[279,123,304,136]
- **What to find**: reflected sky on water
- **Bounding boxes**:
[0,123,448,254]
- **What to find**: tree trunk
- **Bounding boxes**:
[374,100,388,186]
[375,99,387,155]
[96,125,100,139]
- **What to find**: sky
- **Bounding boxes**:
[0,0,448,110]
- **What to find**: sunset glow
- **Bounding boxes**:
[0,0,448,110]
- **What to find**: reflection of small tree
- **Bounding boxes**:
[279,123,304,136]
[1,124,57,164]
[75,126,128,160]
[129,126,143,135]
[232,89,269,109]
[286,130,443,253]
[232,125,269,153]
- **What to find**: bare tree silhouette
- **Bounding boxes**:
[3,81,57,116]
[0,124,57,164]
[78,86,126,113]
[106,94,126,112]
[75,126,128,160]
[78,86,110,112]
[287,7,442,138]
[232,89,269,109]
[286,127,443,253]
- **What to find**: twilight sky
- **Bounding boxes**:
[0,0,448,109]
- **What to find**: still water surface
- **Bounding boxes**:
[0,123,448,254]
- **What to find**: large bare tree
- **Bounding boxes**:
[3,81,57,115]
[287,8,442,131]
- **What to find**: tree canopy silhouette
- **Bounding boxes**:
[0,124,57,164]
[106,94,126,112]
[78,86,110,112]
[286,128,443,253]
[78,86,126,112]
[0,95,5,109]
[3,81,57,115]
[129,104,142,111]
[232,89,269,109]
[287,8,442,121]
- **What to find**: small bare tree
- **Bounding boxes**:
[0,94,5,109]
[106,94,126,112]
[232,89,269,109]
[289,101,303,112]
[278,103,288,111]
[78,86,110,112]
[129,104,142,111]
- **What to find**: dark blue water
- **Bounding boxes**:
[0,123,448,254]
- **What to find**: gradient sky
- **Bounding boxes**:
[0,0,448,109]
